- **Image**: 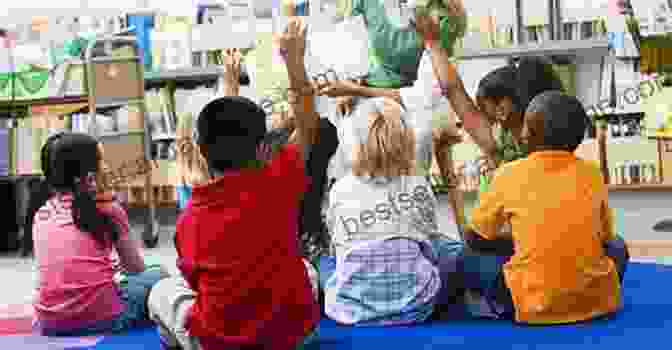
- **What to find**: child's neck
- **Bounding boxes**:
[208,160,264,179]
[503,118,524,144]
[529,146,573,154]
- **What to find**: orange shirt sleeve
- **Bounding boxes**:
[471,167,508,240]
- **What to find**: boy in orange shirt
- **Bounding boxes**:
[461,91,629,324]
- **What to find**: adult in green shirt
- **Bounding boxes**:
[328,1,563,170]
[336,0,466,88]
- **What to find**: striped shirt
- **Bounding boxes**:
[33,193,132,331]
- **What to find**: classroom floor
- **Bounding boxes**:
[1,196,670,307]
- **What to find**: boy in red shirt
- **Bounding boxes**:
[147,19,320,350]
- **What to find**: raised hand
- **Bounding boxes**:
[273,17,308,65]
[336,96,355,116]
[415,11,442,43]
[221,48,242,96]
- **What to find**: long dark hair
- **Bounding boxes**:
[32,133,121,247]
[22,133,62,256]
[476,56,565,114]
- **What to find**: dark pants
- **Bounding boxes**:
[461,235,630,319]
[299,118,339,262]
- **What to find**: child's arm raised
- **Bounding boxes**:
[276,17,320,161]
[317,79,401,103]
[217,48,242,97]
[429,48,498,161]
[416,15,499,163]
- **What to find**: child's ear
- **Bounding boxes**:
[523,112,545,147]
[496,97,515,118]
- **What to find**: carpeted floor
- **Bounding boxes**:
[0,262,665,350]
[2,205,671,349]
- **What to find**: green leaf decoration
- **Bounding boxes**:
[16,71,49,95]
[0,74,9,91]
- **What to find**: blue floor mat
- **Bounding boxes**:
[81,262,672,349]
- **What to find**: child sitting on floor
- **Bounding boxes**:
[146,18,319,350]
[175,98,210,210]
[174,49,243,210]
[319,95,464,326]
[461,91,629,324]
[32,132,169,336]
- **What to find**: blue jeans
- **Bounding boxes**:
[175,184,192,210]
[461,235,630,319]
[40,268,169,336]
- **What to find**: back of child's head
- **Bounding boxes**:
[44,132,121,244]
[524,90,588,153]
[23,132,70,255]
[351,97,416,180]
[195,96,267,173]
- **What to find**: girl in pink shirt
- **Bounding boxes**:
[32,132,168,336]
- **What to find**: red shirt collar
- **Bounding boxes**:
[190,168,261,207]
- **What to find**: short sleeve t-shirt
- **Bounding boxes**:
[470,151,621,324]
[325,174,447,325]
[175,144,319,350]
[33,193,130,331]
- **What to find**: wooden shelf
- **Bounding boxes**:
[608,183,672,192]
[460,38,610,60]
[0,95,88,108]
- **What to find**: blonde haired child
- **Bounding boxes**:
[319,96,464,325]
[175,106,210,210]
[351,98,417,178]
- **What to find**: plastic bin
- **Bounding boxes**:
[126,14,155,71]
[0,177,19,251]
